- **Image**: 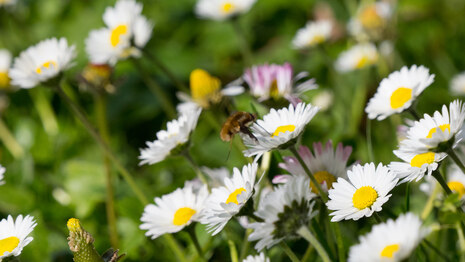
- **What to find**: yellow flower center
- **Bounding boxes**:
[0,236,20,254]
[173,207,196,226]
[67,218,82,233]
[310,171,337,193]
[269,79,280,99]
[36,60,57,74]
[190,69,221,108]
[271,125,296,137]
[309,35,325,45]
[226,187,246,205]
[355,56,370,69]
[0,71,9,88]
[447,181,465,198]
[380,243,400,258]
[426,124,450,138]
[390,87,412,109]
[110,24,128,47]
[222,2,234,13]
[410,152,435,168]
[359,5,383,29]
[352,186,378,210]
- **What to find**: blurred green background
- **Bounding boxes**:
[1,0,465,261]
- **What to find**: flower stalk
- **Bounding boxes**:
[297,225,331,262]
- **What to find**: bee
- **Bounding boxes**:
[220,112,258,142]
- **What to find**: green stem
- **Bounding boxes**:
[94,93,119,248]
[280,242,301,262]
[297,226,331,262]
[231,18,252,66]
[163,234,188,262]
[54,84,149,205]
[187,225,205,261]
[228,240,239,262]
[405,182,410,212]
[289,146,328,202]
[431,169,452,195]
[423,239,451,262]
[407,107,421,121]
[373,212,383,223]
[142,49,189,93]
[238,229,252,261]
[301,244,314,262]
[183,151,209,188]
[421,182,440,220]
[366,118,374,162]
[447,148,465,177]
[331,222,346,262]
[0,118,24,159]
[29,88,59,135]
[132,59,176,119]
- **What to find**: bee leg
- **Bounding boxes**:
[240,126,258,142]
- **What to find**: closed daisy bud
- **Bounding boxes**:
[0,215,37,259]
[335,43,378,72]
[67,218,102,262]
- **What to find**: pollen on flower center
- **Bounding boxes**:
[355,56,369,69]
[272,125,296,137]
[110,24,128,47]
[0,71,9,88]
[310,171,336,193]
[226,187,246,205]
[426,124,451,138]
[410,152,435,168]
[67,218,82,233]
[190,69,221,107]
[447,181,465,198]
[222,2,234,13]
[352,186,378,210]
[380,243,400,258]
[36,60,57,74]
[0,236,20,254]
[173,207,196,226]
[390,87,412,109]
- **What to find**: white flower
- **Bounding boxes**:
[312,90,333,111]
[248,176,316,251]
[243,103,319,161]
[85,0,153,65]
[201,166,231,188]
[326,163,398,222]
[400,100,465,152]
[0,0,16,7]
[140,184,209,239]
[0,215,37,259]
[0,165,5,186]
[9,38,76,89]
[389,150,446,184]
[200,163,258,235]
[278,141,352,194]
[195,0,256,21]
[243,253,270,262]
[446,164,465,199]
[348,213,429,262]
[335,43,378,72]
[347,2,392,40]
[0,49,12,88]
[450,72,465,96]
[366,65,435,120]
[292,20,332,49]
[138,108,202,165]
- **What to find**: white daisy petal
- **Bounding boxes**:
[292,20,333,49]
[195,0,256,21]
[335,43,378,72]
[0,215,37,259]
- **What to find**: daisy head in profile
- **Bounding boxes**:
[0,215,37,259]
[138,107,202,165]
[292,20,333,50]
[366,65,435,120]
[335,43,378,72]
[248,176,316,251]
[400,100,465,152]
[0,49,12,89]
[243,63,317,106]
[85,0,153,65]
[200,163,259,235]
[195,0,257,21]
[242,103,319,161]
[140,184,209,239]
[326,163,398,222]
[348,213,429,262]
[9,38,76,89]
[278,141,353,195]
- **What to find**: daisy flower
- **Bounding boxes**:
[195,0,257,21]
[446,164,465,199]
[389,150,446,184]
[9,38,76,89]
[335,43,378,72]
[348,213,429,262]
[450,72,465,96]
[177,68,244,110]
[365,65,435,120]
[243,253,270,262]
[248,176,316,251]
[0,0,16,7]
[0,215,37,259]
[292,20,333,49]
[278,141,353,194]
[243,63,317,105]
[140,184,209,239]
[200,163,258,235]
[0,165,5,186]
[326,163,398,222]
[399,100,465,152]
[348,2,392,40]
[85,0,153,65]
[0,49,12,88]
[139,107,202,165]
[201,166,230,188]
[242,103,319,161]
